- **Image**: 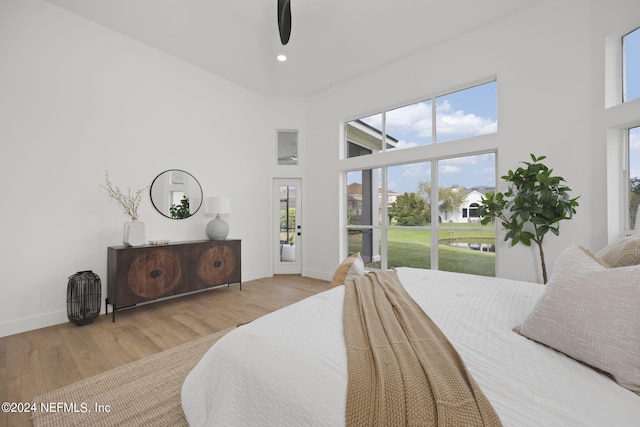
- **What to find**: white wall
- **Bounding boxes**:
[0,1,306,337]
[303,0,609,284]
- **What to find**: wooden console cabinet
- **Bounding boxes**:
[107,239,241,321]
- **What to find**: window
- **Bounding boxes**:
[628,126,640,231]
[277,130,298,165]
[346,154,496,276]
[344,79,498,275]
[623,27,640,103]
[347,169,381,266]
[618,26,640,235]
[345,81,497,158]
[437,154,496,276]
[386,101,433,148]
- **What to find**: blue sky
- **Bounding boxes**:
[624,28,640,103]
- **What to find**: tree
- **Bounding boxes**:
[439,187,467,217]
[416,181,467,221]
[389,192,428,226]
[629,177,640,228]
[478,154,579,283]
[416,182,432,220]
[280,207,296,244]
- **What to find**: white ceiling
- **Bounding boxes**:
[47,0,542,97]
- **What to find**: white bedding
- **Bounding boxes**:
[181,268,640,426]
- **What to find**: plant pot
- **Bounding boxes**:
[123,220,145,246]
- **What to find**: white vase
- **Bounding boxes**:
[123,220,145,247]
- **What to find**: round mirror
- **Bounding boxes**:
[150,170,203,219]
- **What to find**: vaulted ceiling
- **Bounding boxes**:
[47,0,542,97]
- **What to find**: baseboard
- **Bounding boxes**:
[302,268,333,282]
[0,310,68,338]
[242,269,270,282]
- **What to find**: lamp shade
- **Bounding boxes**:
[204,196,231,216]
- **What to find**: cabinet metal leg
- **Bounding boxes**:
[105,298,116,322]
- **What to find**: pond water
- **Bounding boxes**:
[445,241,495,253]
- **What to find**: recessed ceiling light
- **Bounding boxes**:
[277,54,287,62]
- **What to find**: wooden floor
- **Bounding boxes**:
[0,275,330,427]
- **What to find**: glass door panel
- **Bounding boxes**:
[274,179,302,274]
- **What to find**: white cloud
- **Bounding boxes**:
[399,162,430,178]
[386,102,432,138]
[435,100,496,137]
[439,153,493,167]
[482,167,496,177]
[369,99,497,145]
[391,139,418,150]
[439,165,462,174]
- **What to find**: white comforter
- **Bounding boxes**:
[181,268,640,426]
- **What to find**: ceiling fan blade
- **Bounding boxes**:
[277,0,291,45]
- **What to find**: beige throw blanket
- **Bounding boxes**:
[343,270,502,427]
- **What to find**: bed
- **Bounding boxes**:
[181,245,640,426]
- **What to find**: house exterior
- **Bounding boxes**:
[440,187,494,224]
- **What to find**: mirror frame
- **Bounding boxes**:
[150,169,203,220]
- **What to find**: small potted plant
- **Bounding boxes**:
[479,154,579,283]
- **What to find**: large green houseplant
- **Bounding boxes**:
[479,154,579,283]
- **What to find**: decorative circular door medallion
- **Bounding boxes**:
[198,245,236,285]
[128,250,181,298]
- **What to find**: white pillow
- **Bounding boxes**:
[519,245,640,392]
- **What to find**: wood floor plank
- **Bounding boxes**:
[0,336,6,400]
[4,333,48,427]
[32,327,84,392]
[0,275,330,427]
[58,324,113,379]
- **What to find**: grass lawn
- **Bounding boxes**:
[348,224,496,277]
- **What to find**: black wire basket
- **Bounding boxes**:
[67,270,101,326]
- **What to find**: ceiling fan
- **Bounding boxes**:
[277,0,292,45]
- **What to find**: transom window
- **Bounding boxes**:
[623,27,640,103]
[345,81,497,157]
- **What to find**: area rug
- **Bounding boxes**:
[31,327,234,427]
